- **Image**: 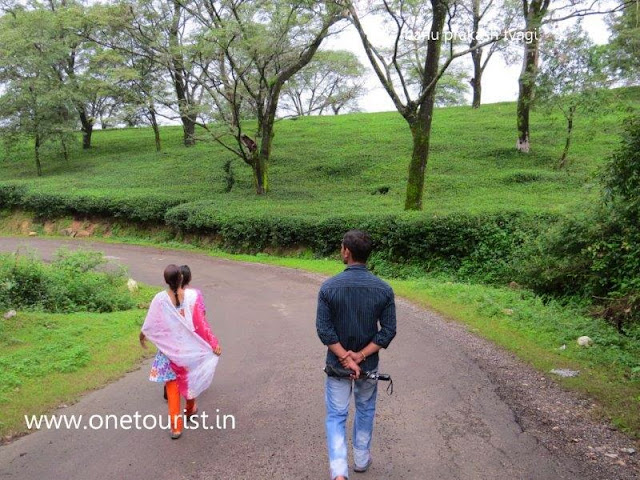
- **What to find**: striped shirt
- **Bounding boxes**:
[316,264,396,371]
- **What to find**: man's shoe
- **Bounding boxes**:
[353,457,372,473]
[170,430,182,440]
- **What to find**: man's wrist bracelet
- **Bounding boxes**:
[360,352,366,362]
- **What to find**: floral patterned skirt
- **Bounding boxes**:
[149,351,177,382]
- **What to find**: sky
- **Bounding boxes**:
[324,13,612,113]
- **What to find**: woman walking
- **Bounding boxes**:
[140,264,220,439]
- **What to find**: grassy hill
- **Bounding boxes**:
[1,87,639,219]
[1,89,639,438]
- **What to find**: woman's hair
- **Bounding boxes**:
[164,264,183,307]
[180,265,192,288]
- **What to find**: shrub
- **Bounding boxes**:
[165,202,550,281]
[0,184,27,208]
[519,116,640,329]
[0,184,186,223]
[0,248,135,313]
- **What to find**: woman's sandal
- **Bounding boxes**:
[186,408,199,423]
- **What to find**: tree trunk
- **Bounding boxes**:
[61,138,69,161]
[253,130,271,195]
[253,92,281,195]
[79,108,93,149]
[470,0,482,109]
[516,39,537,152]
[181,116,196,146]
[405,112,435,211]
[149,108,162,152]
[559,107,574,169]
[404,0,445,211]
[169,0,196,147]
[252,151,267,195]
[34,133,42,177]
[516,3,545,152]
[471,72,482,109]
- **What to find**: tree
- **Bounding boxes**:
[462,0,518,108]
[186,0,346,194]
[0,7,76,175]
[514,0,549,152]
[281,49,365,116]
[536,24,609,167]
[88,28,170,151]
[346,0,505,210]
[89,0,208,147]
[35,0,105,150]
[514,0,629,153]
[1,0,105,150]
[606,2,640,84]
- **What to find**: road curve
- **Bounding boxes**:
[0,237,587,480]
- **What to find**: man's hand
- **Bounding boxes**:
[350,351,366,364]
[213,345,222,356]
[338,352,361,378]
[339,352,352,368]
[139,332,147,349]
[345,357,361,379]
[340,350,365,366]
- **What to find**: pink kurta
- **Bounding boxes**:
[142,290,218,399]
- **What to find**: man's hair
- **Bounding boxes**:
[342,230,373,263]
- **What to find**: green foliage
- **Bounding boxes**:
[519,116,640,328]
[0,248,135,313]
[606,3,640,84]
[0,92,639,320]
[0,284,153,435]
[0,185,186,222]
[2,93,639,218]
[165,203,549,282]
[0,184,27,209]
[434,64,470,107]
[536,25,610,166]
[602,116,640,224]
[0,7,78,172]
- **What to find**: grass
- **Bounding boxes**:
[393,279,640,437]
[0,284,156,439]
[1,90,639,438]
[0,88,638,219]
[1,213,638,438]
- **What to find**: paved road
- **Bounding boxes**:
[0,238,586,480]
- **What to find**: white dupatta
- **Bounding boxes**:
[142,290,218,398]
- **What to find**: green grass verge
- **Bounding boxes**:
[1,214,638,438]
[392,280,640,437]
[0,285,156,439]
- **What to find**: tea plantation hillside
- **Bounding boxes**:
[1,88,638,220]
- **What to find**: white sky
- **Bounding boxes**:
[325,14,612,112]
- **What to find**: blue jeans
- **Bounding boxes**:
[325,373,378,479]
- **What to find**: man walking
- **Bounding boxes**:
[316,230,397,480]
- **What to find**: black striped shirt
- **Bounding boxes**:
[316,264,396,371]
